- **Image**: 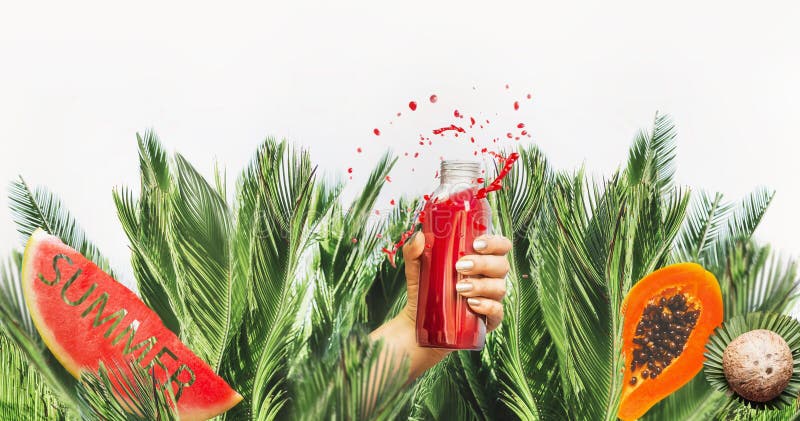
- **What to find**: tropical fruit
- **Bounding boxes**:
[21,229,242,420]
[617,263,723,420]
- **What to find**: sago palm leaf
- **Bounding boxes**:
[291,331,412,421]
[408,355,478,421]
[309,151,395,359]
[169,153,244,372]
[0,327,70,420]
[113,131,182,336]
[626,112,677,194]
[77,360,178,421]
[222,138,337,420]
[534,114,688,420]
[673,191,732,263]
[9,176,115,277]
[491,145,554,420]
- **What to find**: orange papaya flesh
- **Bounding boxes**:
[617,263,723,420]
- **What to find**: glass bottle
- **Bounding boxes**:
[416,160,490,350]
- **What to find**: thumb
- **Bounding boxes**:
[402,231,425,288]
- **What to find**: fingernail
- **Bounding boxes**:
[455,260,474,271]
[455,281,473,292]
[473,239,488,251]
[467,298,481,307]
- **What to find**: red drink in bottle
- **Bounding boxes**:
[417,160,490,350]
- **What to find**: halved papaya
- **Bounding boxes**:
[617,263,723,420]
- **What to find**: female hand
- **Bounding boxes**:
[401,232,511,332]
[370,232,512,381]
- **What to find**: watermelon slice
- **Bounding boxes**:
[21,229,242,420]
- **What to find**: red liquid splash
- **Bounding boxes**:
[432,124,465,135]
[429,94,438,103]
[373,128,381,136]
[513,101,519,110]
[409,101,417,111]
[476,152,520,199]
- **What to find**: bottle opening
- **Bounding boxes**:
[440,160,481,185]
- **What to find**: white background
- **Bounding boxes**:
[1,1,798,288]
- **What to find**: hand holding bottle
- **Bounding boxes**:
[402,232,511,334]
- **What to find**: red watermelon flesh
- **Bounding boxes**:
[21,229,242,420]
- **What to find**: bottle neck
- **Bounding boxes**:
[439,160,481,186]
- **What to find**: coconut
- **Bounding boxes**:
[722,329,793,402]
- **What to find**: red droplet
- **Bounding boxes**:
[385,176,392,182]
[409,101,417,111]
[376,233,383,239]
[486,119,490,124]
[375,209,380,215]
[515,137,520,141]
[470,117,476,126]
[454,109,461,118]
[414,152,419,158]
[526,93,532,99]
[423,194,431,201]
[347,167,353,174]
[513,101,520,110]
[477,177,485,183]
[397,112,402,117]
[373,128,381,136]
[357,147,362,153]
[429,94,438,103]
[390,199,396,205]
[505,83,510,89]
[404,152,409,156]
[351,237,358,244]
[517,123,525,129]
[470,137,475,143]
[506,133,513,138]
[481,147,488,153]
[521,130,528,136]
[474,151,478,156]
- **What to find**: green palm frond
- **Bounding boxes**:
[170,153,243,372]
[310,151,395,358]
[0,333,69,420]
[9,177,115,277]
[113,131,182,335]
[491,145,553,420]
[77,361,178,421]
[291,332,412,421]
[626,112,677,194]
[673,191,733,263]
[726,188,775,242]
[235,139,337,420]
[409,356,478,421]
